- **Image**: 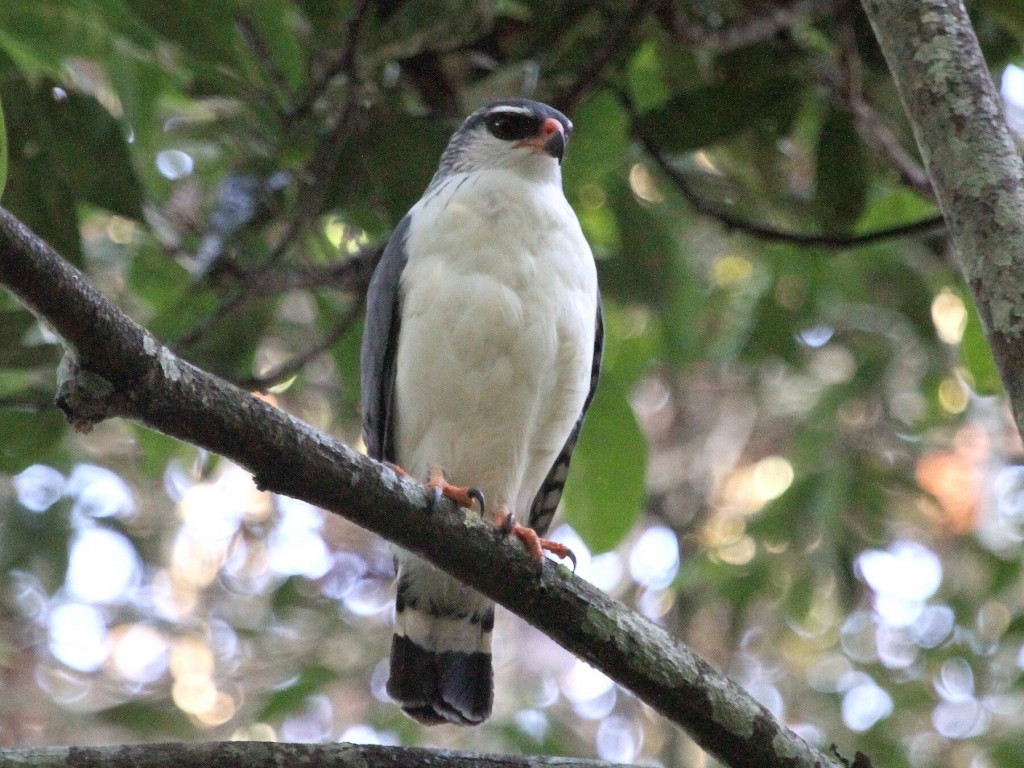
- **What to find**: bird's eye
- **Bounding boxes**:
[485,112,542,141]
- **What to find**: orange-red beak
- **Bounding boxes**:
[518,117,566,163]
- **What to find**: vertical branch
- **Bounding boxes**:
[860,0,1024,432]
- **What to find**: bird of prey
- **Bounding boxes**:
[360,99,603,726]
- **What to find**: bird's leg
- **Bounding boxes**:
[426,465,485,515]
[495,504,577,572]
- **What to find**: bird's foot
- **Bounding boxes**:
[496,505,577,573]
[426,465,485,515]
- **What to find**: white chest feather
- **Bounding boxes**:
[394,169,597,517]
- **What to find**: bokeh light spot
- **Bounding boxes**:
[48,602,110,672]
[628,526,679,589]
[66,527,142,604]
[842,679,893,732]
[172,672,217,715]
[931,289,967,345]
[711,255,753,288]
[156,149,194,179]
[13,464,65,512]
[112,624,170,683]
[66,464,135,519]
[857,541,942,627]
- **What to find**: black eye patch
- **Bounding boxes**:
[485,111,542,141]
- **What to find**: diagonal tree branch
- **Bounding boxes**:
[859,0,1024,436]
[0,205,850,768]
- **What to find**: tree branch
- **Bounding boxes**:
[0,205,850,768]
[859,0,1024,433]
[0,742,629,768]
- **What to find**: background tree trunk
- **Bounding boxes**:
[861,0,1024,435]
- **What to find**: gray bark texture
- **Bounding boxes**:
[0,202,850,768]
[861,0,1024,432]
[0,743,628,768]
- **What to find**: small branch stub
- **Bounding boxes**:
[55,352,117,432]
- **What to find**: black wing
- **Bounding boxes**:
[527,291,604,536]
[360,216,412,462]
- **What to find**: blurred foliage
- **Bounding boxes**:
[0,91,6,199]
[0,1,1024,767]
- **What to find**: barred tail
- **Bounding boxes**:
[387,561,494,725]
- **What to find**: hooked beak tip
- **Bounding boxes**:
[543,130,566,163]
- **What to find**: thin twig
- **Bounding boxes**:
[553,0,654,114]
[833,20,934,198]
[667,0,840,53]
[237,297,365,392]
[172,286,247,352]
[249,243,383,296]
[287,0,373,126]
[622,94,946,249]
[236,13,296,111]
[176,88,365,354]
[0,394,58,412]
[178,0,373,354]
[172,243,381,353]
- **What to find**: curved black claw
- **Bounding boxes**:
[467,487,485,516]
[564,547,578,574]
[429,485,443,511]
[498,510,516,535]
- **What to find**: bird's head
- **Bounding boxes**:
[434,99,573,184]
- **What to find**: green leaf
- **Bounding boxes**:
[98,701,198,739]
[563,91,629,193]
[130,425,196,478]
[0,493,73,591]
[145,287,219,344]
[856,176,935,231]
[0,408,66,472]
[562,303,654,554]
[47,91,145,220]
[149,292,275,381]
[122,0,242,69]
[640,77,804,153]
[783,563,817,625]
[960,294,1002,395]
[626,40,672,114]
[0,0,133,77]
[814,107,869,233]
[988,0,1024,45]
[325,302,364,416]
[257,664,339,722]
[741,289,804,366]
[328,109,450,226]
[128,241,195,315]
[245,0,306,92]
[0,309,60,368]
[0,67,83,264]
[598,181,675,308]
